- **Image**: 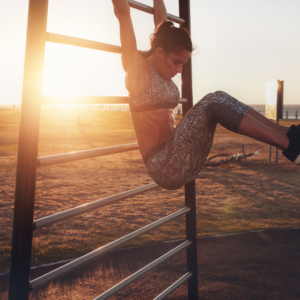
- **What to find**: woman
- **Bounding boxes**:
[112,0,299,190]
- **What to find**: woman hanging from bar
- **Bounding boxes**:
[112,0,299,190]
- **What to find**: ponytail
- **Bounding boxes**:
[150,21,193,54]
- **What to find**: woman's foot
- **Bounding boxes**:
[282,125,300,165]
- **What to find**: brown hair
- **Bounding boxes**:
[122,21,194,71]
[141,21,194,59]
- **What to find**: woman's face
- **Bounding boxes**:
[156,48,191,80]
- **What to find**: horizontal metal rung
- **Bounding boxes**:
[42,96,188,105]
[94,240,191,300]
[30,207,190,291]
[153,272,193,300]
[46,33,122,53]
[127,0,185,24]
[33,183,158,230]
[37,143,139,167]
[42,95,130,105]
[46,33,146,55]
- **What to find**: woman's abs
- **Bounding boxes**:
[131,109,176,159]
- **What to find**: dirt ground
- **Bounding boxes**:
[1,229,299,299]
[1,109,300,276]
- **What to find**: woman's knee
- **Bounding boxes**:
[193,90,235,121]
[199,91,228,104]
[213,91,234,102]
[195,92,224,115]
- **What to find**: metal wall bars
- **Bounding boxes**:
[94,241,191,300]
[9,0,198,299]
[33,183,158,230]
[30,207,190,291]
[37,143,139,167]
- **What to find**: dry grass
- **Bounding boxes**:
[1,109,300,273]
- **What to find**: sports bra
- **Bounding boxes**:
[129,64,180,112]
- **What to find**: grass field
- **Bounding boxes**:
[1,109,300,274]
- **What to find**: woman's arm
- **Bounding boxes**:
[112,0,138,68]
[153,0,167,28]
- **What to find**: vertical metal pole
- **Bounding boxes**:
[179,1,198,299]
[275,81,283,170]
[275,120,279,169]
[9,1,49,299]
[276,80,284,121]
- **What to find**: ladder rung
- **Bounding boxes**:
[30,207,190,291]
[42,96,188,105]
[37,143,139,168]
[153,272,193,300]
[46,33,122,53]
[42,96,129,105]
[33,182,158,230]
[94,241,191,300]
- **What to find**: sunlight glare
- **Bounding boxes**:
[265,80,278,107]
[42,42,128,100]
[265,80,278,120]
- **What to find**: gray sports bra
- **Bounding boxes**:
[129,65,180,112]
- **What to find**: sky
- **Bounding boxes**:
[0,0,299,105]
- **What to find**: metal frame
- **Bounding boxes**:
[33,183,158,230]
[9,1,198,299]
[46,32,123,53]
[94,241,191,300]
[30,208,190,291]
[127,0,185,24]
[9,1,49,299]
[153,273,193,300]
[179,1,199,298]
[37,143,139,167]
[42,95,188,105]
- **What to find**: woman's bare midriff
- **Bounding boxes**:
[131,108,176,160]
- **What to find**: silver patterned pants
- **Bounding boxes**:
[145,91,252,190]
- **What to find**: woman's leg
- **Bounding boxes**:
[206,92,300,164]
[238,112,289,150]
[146,91,296,190]
[247,109,288,132]
[147,91,251,189]
[203,91,289,151]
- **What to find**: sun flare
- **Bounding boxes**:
[42,42,128,101]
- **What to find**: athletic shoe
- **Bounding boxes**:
[282,125,300,165]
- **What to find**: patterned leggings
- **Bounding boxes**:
[145,91,252,190]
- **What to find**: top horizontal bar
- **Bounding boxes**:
[127,0,185,24]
